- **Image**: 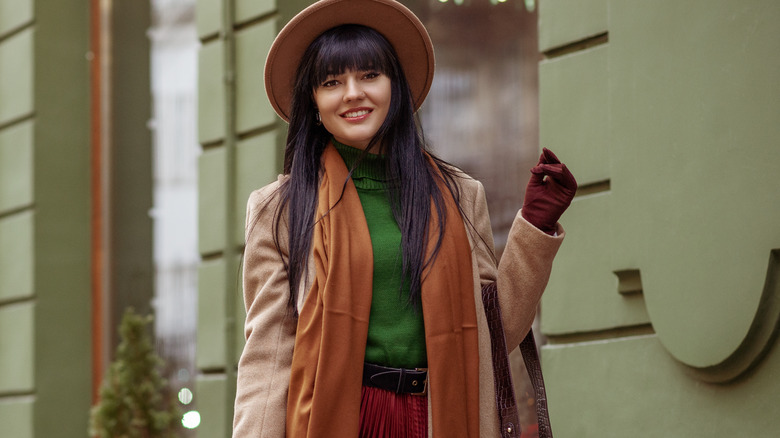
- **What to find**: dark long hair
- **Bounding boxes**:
[272,24,465,312]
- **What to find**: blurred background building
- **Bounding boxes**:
[0,0,778,437]
[149,0,200,432]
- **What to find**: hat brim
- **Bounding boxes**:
[265,0,435,123]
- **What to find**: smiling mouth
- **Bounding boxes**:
[341,109,372,119]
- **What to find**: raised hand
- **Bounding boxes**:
[521,148,577,235]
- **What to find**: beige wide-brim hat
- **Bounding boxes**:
[265,0,435,123]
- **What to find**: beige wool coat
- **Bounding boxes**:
[233,172,564,437]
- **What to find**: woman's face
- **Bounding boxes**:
[313,69,392,150]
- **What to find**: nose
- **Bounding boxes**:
[343,78,365,102]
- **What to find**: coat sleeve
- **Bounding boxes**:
[233,180,296,438]
[461,175,564,350]
[466,179,499,287]
[497,211,564,348]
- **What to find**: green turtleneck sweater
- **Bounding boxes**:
[333,140,427,369]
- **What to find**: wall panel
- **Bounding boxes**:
[196,0,221,39]
[197,259,226,369]
[0,121,33,214]
[198,147,227,255]
[0,303,34,393]
[235,21,277,133]
[236,0,274,24]
[0,398,33,438]
[0,212,34,303]
[539,45,609,186]
[196,374,228,437]
[538,0,607,52]
[543,334,780,436]
[198,40,226,144]
[0,0,33,37]
[0,29,33,125]
[234,131,279,245]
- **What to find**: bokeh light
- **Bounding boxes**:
[178,387,193,405]
[182,411,201,429]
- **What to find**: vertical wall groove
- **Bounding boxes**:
[221,0,239,435]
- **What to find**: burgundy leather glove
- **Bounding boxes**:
[521,148,578,235]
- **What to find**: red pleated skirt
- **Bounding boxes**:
[359,385,428,438]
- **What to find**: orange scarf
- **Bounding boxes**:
[286,143,479,437]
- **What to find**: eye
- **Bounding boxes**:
[363,71,381,80]
[320,79,339,88]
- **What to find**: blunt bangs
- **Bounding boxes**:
[309,25,398,86]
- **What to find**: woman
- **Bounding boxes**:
[233,1,577,437]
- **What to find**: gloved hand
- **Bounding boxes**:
[521,148,578,235]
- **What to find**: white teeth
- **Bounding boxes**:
[343,109,370,118]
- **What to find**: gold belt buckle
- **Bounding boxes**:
[410,368,428,396]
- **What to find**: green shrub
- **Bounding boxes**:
[90,308,182,438]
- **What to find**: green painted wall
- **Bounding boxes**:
[195,0,288,435]
[0,0,91,437]
[109,0,154,334]
[0,1,152,436]
[539,0,780,436]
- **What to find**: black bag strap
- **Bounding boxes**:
[481,281,553,438]
[519,325,553,438]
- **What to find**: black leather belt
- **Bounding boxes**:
[362,363,428,396]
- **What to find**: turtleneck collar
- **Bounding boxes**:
[331,139,388,190]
